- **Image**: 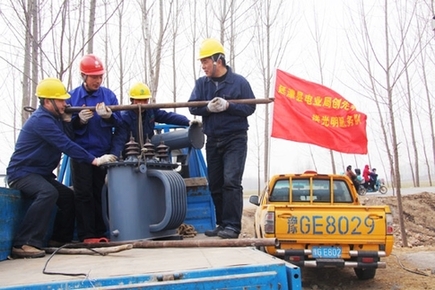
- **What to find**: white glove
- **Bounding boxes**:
[189,119,202,126]
[207,98,220,113]
[96,154,117,166]
[214,97,228,112]
[78,109,94,124]
[96,102,112,119]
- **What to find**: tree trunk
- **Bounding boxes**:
[87,0,96,53]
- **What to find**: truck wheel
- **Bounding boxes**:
[354,268,376,280]
[379,186,388,194]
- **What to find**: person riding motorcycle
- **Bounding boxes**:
[362,165,370,188]
[355,168,363,183]
[369,168,378,190]
[345,165,359,192]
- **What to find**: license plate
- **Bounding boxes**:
[312,246,342,258]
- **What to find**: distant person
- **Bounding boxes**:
[369,168,378,190]
[68,54,123,243]
[188,38,256,239]
[363,164,370,189]
[355,168,363,184]
[115,82,199,154]
[6,78,116,258]
[345,165,359,192]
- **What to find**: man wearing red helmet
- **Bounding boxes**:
[67,54,122,243]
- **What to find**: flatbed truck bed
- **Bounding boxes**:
[0,243,301,289]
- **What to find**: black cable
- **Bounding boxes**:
[42,244,105,277]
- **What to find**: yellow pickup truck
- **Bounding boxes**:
[249,170,394,280]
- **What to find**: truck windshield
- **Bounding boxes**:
[269,178,353,203]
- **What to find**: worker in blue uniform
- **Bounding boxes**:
[188,39,256,239]
[114,82,200,154]
[67,54,122,243]
[6,78,116,259]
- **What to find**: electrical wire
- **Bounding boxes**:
[42,244,106,277]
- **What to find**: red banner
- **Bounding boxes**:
[271,69,368,154]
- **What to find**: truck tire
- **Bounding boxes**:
[354,268,376,280]
[379,185,388,194]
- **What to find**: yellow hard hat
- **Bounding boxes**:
[35,78,70,100]
[129,82,152,99]
[198,38,225,60]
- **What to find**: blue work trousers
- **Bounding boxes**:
[206,133,247,233]
[71,160,107,241]
[9,174,75,249]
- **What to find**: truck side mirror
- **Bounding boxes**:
[249,195,259,206]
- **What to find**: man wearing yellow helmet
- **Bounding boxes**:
[6,78,116,258]
[188,38,256,239]
[114,82,198,154]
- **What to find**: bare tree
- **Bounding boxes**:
[10,0,34,125]
[188,1,199,81]
[138,0,174,102]
[306,3,340,174]
[2,0,435,192]
[416,113,433,186]
[415,3,435,186]
[169,0,184,112]
[346,0,429,246]
[398,2,420,186]
[252,0,296,188]
[30,0,39,111]
[117,1,125,103]
[87,0,96,54]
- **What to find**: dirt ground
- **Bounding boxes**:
[240,191,435,290]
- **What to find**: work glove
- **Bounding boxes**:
[96,154,117,166]
[78,109,94,124]
[207,98,220,113]
[208,97,228,113]
[189,119,202,127]
[96,102,112,119]
[214,97,228,112]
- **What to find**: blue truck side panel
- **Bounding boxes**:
[0,262,301,290]
[0,187,30,261]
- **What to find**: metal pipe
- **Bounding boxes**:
[64,98,274,113]
[63,238,279,249]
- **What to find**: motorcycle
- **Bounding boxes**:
[357,178,388,196]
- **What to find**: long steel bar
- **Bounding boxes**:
[58,238,279,249]
[64,98,274,113]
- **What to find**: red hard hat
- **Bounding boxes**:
[80,54,105,75]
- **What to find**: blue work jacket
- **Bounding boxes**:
[6,106,95,182]
[68,84,122,157]
[116,108,190,145]
[188,66,256,138]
